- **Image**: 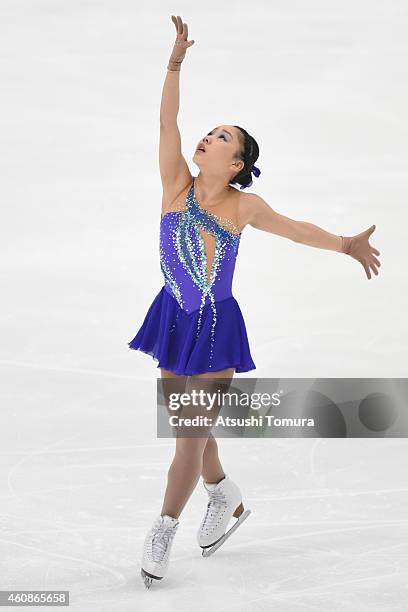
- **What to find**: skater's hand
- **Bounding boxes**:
[341,224,381,280]
[167,15,195,71]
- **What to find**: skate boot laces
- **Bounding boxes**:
[202,489,227,534]
[147,518,179,563]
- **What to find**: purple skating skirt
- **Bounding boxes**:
[127,286,256,375]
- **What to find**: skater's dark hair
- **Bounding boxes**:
[229,126,260,190]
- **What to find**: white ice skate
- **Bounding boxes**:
[140,514,180,588]
[197,474,251,557]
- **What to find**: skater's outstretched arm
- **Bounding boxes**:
[159,15,194,192]
[244,193,381,280]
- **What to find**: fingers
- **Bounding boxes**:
[362,258,379,279]
[371,247,380,256]
[171,15,183,36]
[171,15,194,48]
[369,262,379,277]
[362,252,381,279]
[183,21,195,45]
[357,224,376,240]
[363,262,371,280]
[171,15,190,40]
[171,15,180,35]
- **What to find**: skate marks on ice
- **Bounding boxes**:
[211,438,408,609]
[199,519,408,612]
[1,434,129,597]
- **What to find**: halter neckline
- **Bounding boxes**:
[190,177,241,238]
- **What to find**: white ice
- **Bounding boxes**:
[1,0,407,609]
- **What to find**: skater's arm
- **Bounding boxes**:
[160,70,180,127]
[159,73,189,186]
[159,16,195,187]
[160,16,194,124]
[246,193,381,279]
[245,194,342,251]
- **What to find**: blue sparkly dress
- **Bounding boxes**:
[127,176,256,375]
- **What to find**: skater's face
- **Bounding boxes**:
[193,125,245,178]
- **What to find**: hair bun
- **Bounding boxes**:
[230,126,260,190]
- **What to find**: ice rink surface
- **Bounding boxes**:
[1,0,408,609]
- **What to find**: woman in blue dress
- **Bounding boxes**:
[129,16,382,588]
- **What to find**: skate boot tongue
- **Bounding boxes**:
[160,514,179,527]
[204,482,218,491]
[204,475,227,492]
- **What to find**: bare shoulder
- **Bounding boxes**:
[236,191,266,231]
[161,168,193,213]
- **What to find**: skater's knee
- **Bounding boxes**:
[175,436,209,460]
[203,434,218,453]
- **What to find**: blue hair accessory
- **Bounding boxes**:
[239,164,261,190]
[251,164,261,177]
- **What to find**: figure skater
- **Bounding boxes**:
[127,15,381,588]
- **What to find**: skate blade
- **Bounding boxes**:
[201,509,251,557]
[141,567,163,589]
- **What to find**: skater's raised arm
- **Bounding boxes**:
[159,16,194,188]
[245,193,381,280]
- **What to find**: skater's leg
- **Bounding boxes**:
[139,368,189,588]
[201,434,225,484]
[159,367,188,425]
[198,368,234,484]
[160,367,210,519]
[160,368,235,519]
[160,433,211,518]
[190,369,251,555]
